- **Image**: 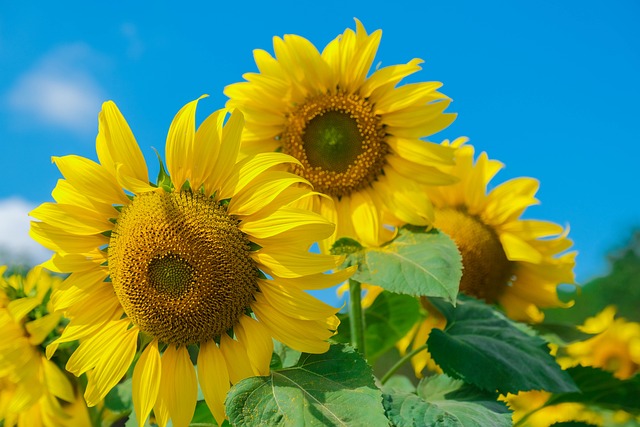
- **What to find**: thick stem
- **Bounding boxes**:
[348,278,366,355]
[380,343,429,385]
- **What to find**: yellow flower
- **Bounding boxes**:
[502,390,603,427]
[420,139,575,321]
[396,140,576,377]
[30,98,350,427]
[225,19,457,249]
[0,266,92,427]
[559,306,640,379]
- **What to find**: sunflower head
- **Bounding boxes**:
[425,139,577,322]
[30,98,351,427]
[225,19,458,248]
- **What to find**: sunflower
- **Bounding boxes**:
[502,390,603,427]
[394,139,576,377]
[0,266,92,427]
[224,19,457,250]
[30,98,350,427]
[558,306,640,379]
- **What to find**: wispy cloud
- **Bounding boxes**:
[0,198,51,266]
[121,23,144,59]
[5,43,107,135]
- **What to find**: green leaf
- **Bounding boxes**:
[427,296,578,394]
[343,228,461,303]
[383,375,511,427]
[546,365,640,414]
[417,375,508,415]
[153,147,173,192]
[104,377,133,414]
[272,340,302,369]
[333,291,421,362]
[190,400,217,425]
[225,344,387,426]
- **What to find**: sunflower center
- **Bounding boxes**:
[108,191,258,346]
[282,92,388,198]
[434,208,514,303]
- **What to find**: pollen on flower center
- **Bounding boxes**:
[282,92,388,198]
[108,191,258,346]
[434,208,514,303]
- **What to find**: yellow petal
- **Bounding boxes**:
[132,340,161,426]
[227,171,309,217]
[84,324,138,406]
[66,318,131,377]
[51,179,118,218]
[500,232,543,263]
[42,252,106,274]
[361,59,423,99]
[208,109,243,193]
[41,356,75,402]
[374,82,446,113]
[114,163,158,195]
[197,340,230,426]
[240,206,334,243]
[47,299,122,360]
[30,221,108,255]
[252,248,341,279]
[26,312,62,345]
[158,345,197,427]
[7,297,40,322]
[30,202,113,235]
[97,101,149,185]
[52,155,129,205]
[191,110,224,195]
[236,315,273,376]
[165,96,207,190]
[52,268,108,311]
[217,152,300,200]
[270,266,356,291]
[219,334,254,384]
[259,279,338,321]
[252,294,333,353]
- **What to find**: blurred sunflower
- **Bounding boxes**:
[502,390,602,427]
[30,98,350,427]
[559,306,640,379]
[225,19,457,249]
[395,139,576,376]
[0,266,91,427]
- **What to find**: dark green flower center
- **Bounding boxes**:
[147,253,195,298]
[303,111,364,173]
[282,92,388,198]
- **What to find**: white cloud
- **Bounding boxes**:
[0,198,51,266]
[5,43,106,135]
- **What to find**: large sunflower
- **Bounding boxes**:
[224,19,457,249]
[396,139,576,376]
[30,98,349,427]
[0,266,91,427]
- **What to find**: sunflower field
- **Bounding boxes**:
[1,19,639,427]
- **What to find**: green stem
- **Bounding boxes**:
[380,343,429,385]
[348,278,366,355]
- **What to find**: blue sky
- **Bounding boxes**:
[1,1,638,305]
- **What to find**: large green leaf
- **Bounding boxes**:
[546,365,640,414]
[225,344,387,426]
[333,291,421,362]
[427,296,578,394]
[335,228,461,303]
[383,375,511,427]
